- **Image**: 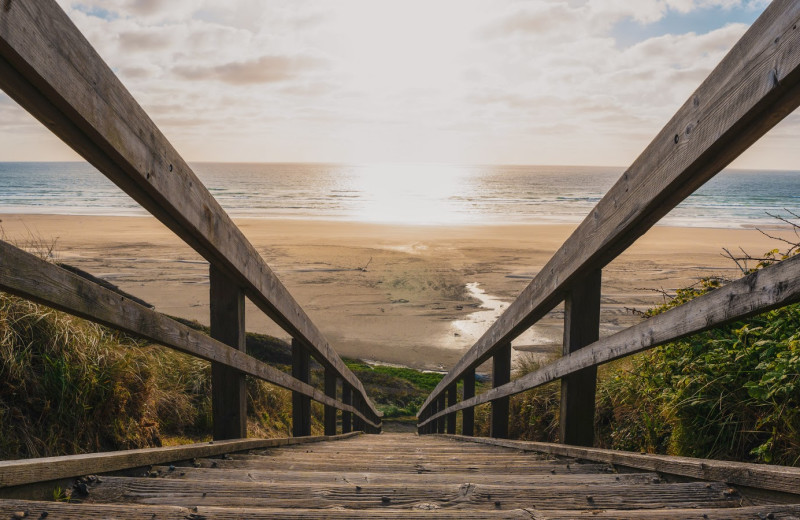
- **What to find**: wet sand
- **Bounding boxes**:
[0,214,792,371]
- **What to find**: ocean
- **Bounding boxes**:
[0,162,798,228]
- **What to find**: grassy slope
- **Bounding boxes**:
[6,264,798,464]
[473,281,800,466]
[0,292,442,459]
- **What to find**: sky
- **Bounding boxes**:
[0,0,796,169]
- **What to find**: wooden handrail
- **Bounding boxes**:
[419,0,800,422]
[418,252,800,428]
[0,433,363,489]
[0,0,380,422]
[0,240,381,429]
[441,435,800,496]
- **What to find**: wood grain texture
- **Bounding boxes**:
[419,0,800,416]
[5,433,799,517]
[151,466,661,486]
[0,0,380,421]
[442,435,800,496]
[3,500,800,520]
[190,457,614,475]
[419,252,800,427]
[0,241,380,429]
[0,433,360,488]
[85,476,743,511]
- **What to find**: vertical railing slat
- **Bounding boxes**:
[559,269,602,446]
[324,367,338,436]
[446,385,457,434]
[491,343,511,439]
[292,339,312,437]
[210,266,247,440]
[462,368,475,436]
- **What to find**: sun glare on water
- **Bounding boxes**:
[353,164,475,225]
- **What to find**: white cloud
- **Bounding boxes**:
[5,0,792,168]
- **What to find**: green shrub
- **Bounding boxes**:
[476,267,800,465]
[0,292,321,459]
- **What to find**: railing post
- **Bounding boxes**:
[436,394,446,434]
[291,338,311,437]
[430,399,438,434]
[342,384,352,433]
[353,395,364,432]
[462,368,475,436]
[324,366,338,436]
[491,342,511,438]
[446,384,457,434]
[209,265,247,440]
[560,269,601,447]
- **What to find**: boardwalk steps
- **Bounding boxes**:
[2,434,800,519]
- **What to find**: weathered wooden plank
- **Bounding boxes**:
[0,0,380,420]
[419,252,800,428]
[209,265,247,440]
[85,476,743,510]
[292,339,312,437]
[191,457,614,475]
[5,500,800,520]
[442,435,800,496]
[229,453,561,465]
[152,466,661,486]
[0,500,544,519]
[0,240,379,429]
[10,501,800,520]
[420,0,800,415]
[491,343,511,439]
[560,269,601,447]
[0,433,360,488]
[534,506,800,520]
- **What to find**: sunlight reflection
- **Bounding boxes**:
[353,163,475,225]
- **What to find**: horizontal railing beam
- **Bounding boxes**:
[418,253,800,427]
[0,433,362,489]
[420,0,800,415]
[0,0,379,420]
[440,435,800,496]
[0,240,380,429]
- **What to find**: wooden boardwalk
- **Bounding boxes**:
[2,433,800,519]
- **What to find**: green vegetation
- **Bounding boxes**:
[345,360,443,419]
[475,243,800,466]
[596,296,800,465]
[0,289,439,458]
[5,223,799,464]
[0,292,322,460]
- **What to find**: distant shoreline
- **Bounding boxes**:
[0,211,793,231]
[1,162,798,229]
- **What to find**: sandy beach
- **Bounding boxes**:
[0,214,793,371]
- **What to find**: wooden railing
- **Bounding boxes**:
[418,0,800,443]
[0,0,381,441]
